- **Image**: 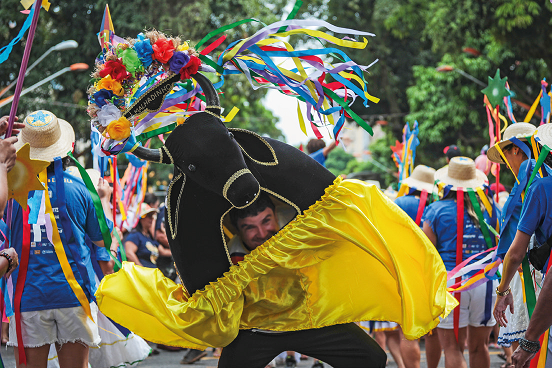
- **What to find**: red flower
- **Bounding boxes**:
[99,59,129,81]
[179,56,201,80]
[152,38,175,64]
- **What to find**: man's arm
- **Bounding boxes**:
[125,240,142,266]
[322,140,337,158]
[91,178,113,248]
[493,230,532,327]
[512,272,552,367]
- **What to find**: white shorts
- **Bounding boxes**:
[439,279,497,329]
[8,303,100,348]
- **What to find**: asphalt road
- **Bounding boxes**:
[0,340,509,367]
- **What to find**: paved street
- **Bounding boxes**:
[0,340,509,367]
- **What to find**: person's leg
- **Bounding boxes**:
[374,330,386,350]
[291,323,387,368]
[56,341,89,368]
[424,331,441,368]
[399,328,420,368]
[14,345,51,368]
[218,330,286,368]
[467,326,493,368]
[384,329,405,368]
[437,327,467,368]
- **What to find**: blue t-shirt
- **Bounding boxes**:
[93,243,111,262]
[424,199,496,271]
[518,176,552,245]
[124,231,159,268]
[309,148,326,167]
[9,171,112,312]
[394,195,426,226]
[498,159,552,257]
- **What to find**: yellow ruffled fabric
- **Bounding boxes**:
[96,178,457,349]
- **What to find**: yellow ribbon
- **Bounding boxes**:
[297,102,307,136]
[223,107,240,123]
[39,170,93,321]
[495,143,519,184]
[524,91,542,123]
[476,188,493,216]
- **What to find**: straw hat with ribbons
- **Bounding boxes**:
[14,110,75,162]
[487,122,536,164]
[397,165,436,197]
[434,156,488,192]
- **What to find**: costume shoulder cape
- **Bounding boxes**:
[96,178,457,349]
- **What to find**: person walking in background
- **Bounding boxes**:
[443,145,462,164]
[423,157,498,368]
[306,139,337,167]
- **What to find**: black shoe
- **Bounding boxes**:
[180,349,207,364]
[285,355,297,368]
[312,361,324,368]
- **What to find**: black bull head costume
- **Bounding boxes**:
[133,73,334,294]
[96,72,457,349]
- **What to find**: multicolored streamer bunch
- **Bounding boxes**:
[87,2,379,156]
[391,121,419,185]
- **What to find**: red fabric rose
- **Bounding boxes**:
[179,56,201,80]
[152,38,175,64]
[99,59,129,81]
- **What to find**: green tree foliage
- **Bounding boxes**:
[0,0,287,152]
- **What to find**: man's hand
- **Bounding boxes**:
[0,116,24,136]
[512,346,535,368]
[96,177,112,200]
[2,248,19,278]
[0,136,19,171]
[494,292,514,327]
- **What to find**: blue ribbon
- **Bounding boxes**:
[0,4,36,64]
[481,279,493,325]
[53,158,93,302]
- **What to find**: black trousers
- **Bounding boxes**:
[218,323,386,368]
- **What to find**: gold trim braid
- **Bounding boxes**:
[222,169,252,201]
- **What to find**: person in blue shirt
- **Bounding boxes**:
[394,165,436,368]
[7,110,113,368]
[124,205,160,268]
[494,123,552,336]
[423,157,497,368]
[486,122,537,356]
[306,139,336,167]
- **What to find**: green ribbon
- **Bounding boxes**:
[522,255,537,318]
[277,0,303,33]
[527,145,550,187]
[67,153,121,269]
[196,18,266,49]
[467,189,493,249]
[322,86,374,135]
[137,123,177,143]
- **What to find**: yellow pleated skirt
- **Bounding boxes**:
[96,178,457,349]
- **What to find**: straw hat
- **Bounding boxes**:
[139,204,159,219]
[14,110,75,162]
[402,165,436,193]
[434,156,488,190]
[536,123,552,149]
[487,123,536,164]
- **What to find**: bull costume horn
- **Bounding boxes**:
[131,72,221,164]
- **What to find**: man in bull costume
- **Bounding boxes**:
[88,17,457,368]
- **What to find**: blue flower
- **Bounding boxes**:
[169,51,190,74]
[94,89,115,107]
[133,38,153,68]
